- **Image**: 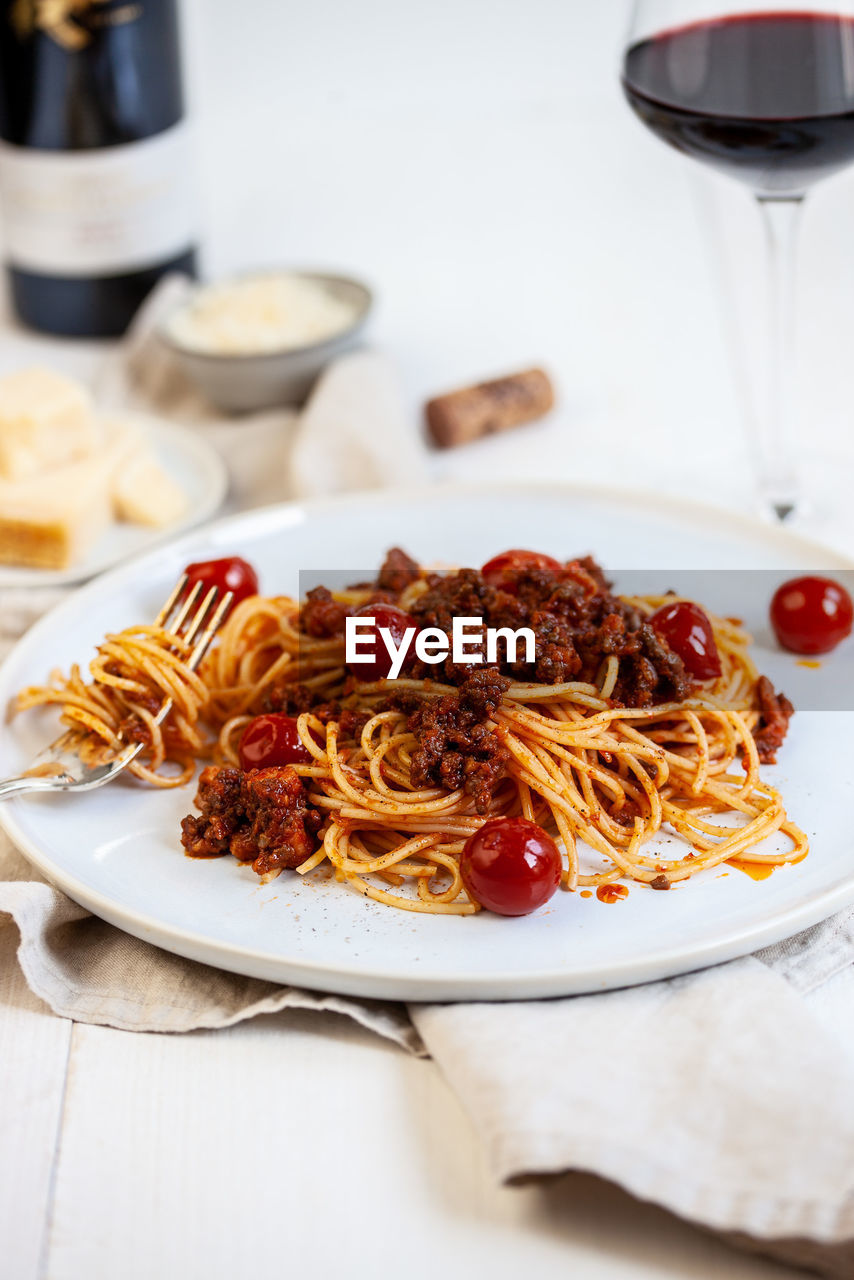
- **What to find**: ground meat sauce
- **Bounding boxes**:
[406,560,695,705]
[753,674,795,764]
[300,585,349,638]
[182,549,794,877]
[377,546,420,594]
[391,668,511,814]
[262,682,369,740]
[292,551,793,801]
[263,681,317,716]
[180,765,322,877]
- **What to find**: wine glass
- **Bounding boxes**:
[621,0,854,521]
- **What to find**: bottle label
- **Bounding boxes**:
[0,121,196,277]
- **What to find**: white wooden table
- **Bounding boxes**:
[3,2,854,1275]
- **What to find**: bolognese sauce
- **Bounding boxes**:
[16,543,806,917]
[181,765,322,878]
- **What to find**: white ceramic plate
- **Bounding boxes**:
[0,413,229,588]
[0,482,852,1001]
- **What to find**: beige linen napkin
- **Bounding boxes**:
[2,284,854,1275]
[412,963,854,1277]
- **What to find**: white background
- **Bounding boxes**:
[179,0,854,537]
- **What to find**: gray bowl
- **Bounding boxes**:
[157,270,374,414]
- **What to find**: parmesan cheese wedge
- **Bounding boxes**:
[0,367,97,481]
[113,450,188,528]
[0,420,139,570]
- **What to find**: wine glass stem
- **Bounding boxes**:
[755,194,803,521]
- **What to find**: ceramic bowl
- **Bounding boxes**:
[158,270,373,413]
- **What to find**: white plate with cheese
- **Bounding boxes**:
[0,368,228,588]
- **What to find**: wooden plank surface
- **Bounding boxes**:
[37,1007,798,1280]
[0,923,73,1280]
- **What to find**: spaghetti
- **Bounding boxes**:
[15,624,209,788]
[13,549,808,915]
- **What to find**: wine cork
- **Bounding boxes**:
[425,368,554,449]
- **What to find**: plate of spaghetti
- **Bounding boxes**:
[1,482,853,1000]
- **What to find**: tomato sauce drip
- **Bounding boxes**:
[596,883,629,903]
[728,860,775,882]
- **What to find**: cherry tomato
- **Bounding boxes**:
[650,601,722,680]
[239,714,311,770]
[770,575,853,655]
[346,603,418,681]
[460,817,562,916]
[183,556,259,610]
[481,549,563,590]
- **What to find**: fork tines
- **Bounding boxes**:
[155,575,234,674]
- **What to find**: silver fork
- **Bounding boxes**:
[0,576,232,800]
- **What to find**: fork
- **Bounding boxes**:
[0,576,232,800]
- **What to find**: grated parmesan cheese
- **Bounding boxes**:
[166,273,358,355]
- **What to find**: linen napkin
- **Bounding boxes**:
[2,284,854,1276]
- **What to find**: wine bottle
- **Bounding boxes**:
[0,0,198,337]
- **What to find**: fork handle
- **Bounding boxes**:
[0,775,68,800]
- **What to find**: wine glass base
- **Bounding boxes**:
[755,481,802,525]
[775,451,854,556]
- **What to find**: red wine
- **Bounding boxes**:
[622,12,854,196]
[0,0,197,336]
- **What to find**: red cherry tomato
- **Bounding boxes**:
[346,603,418,681]
[460,817,562,916]
[770,575,853,655]
[239,714,311,770]
[183,556,259,610]
[650,601,722,680]
[481,549,563,590]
